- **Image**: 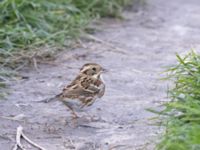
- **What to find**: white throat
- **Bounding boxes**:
[93,74,105,83]
[92,73,100,79]
[100,75,105,83]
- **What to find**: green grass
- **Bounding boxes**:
[0,0,133,69]
[155,51,200,150]
[0,0,135,96]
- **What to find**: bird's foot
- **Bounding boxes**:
[82,114,101,122]
[69,111,81,127]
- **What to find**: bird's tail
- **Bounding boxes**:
[36,93,62,103]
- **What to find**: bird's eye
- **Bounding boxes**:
[92,67,96,71]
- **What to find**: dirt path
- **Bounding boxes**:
[1,0,200,149]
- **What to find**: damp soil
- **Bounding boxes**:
[1,0,200,149]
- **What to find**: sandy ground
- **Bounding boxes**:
[1,0,200,149]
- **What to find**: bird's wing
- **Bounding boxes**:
[61,75,96,97]
[78,75,100,93]
[62,84,83,98]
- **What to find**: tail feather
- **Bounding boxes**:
[36,93,61,103]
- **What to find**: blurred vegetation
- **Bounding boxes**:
[0,0,134,95]
[0,0,133,69]
[154,51,200,150]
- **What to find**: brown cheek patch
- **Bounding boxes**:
[95,80,102,86]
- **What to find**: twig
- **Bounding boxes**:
[0,76,9,82]
[31,52,40,72]
[0,134,13,141]
[32,57,39,71]
[0,116,25,122]
[13,126,46,150]
[21,132,46,150]
[13,126,25,150]
[12,144,18,150]
[109,144,127,150]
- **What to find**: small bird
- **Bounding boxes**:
[43,63,107,119]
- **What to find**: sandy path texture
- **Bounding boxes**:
[1,0,200,149]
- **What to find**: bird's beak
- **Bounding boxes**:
[102,68,108,73]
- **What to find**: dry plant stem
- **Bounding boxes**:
[64,104,79,127]
[0,116,25,122]
[85,34,128,55]
[22,132,46,150]
[66,105,79,126]
[0,134,13,141]
[33,57,39,71]
[109,145,127,150]
[13,126,25,150]
[13,126,46,150]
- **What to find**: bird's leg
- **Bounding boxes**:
[61,100,78,118]
[70,109,79,119]
[69,109,80,127]
[62,103,78,127]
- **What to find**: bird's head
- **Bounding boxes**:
[80,63,107,78]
